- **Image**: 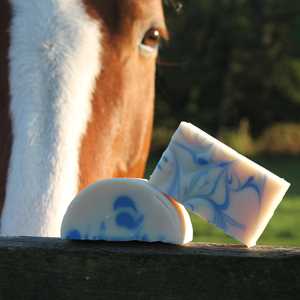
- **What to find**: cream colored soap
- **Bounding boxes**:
[61,178,193,245]
[150,122,290,247]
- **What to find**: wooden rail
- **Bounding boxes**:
[0,237,299,300]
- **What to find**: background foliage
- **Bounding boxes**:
[156,0,300,138]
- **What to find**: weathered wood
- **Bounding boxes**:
[0,237,299,300]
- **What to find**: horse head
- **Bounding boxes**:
[0,0,167,236]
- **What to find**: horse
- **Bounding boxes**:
[0,0,168,237]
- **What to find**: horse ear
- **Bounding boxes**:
[164,0,183,13]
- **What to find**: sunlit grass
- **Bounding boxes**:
[146,154,300,247]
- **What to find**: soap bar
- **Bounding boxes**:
[149,122,290,247]
[61,178,193,245]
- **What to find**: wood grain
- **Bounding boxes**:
[0,237,299,300]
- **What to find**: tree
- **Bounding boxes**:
[156,0,300,136]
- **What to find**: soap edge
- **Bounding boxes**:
[245,180,291,247]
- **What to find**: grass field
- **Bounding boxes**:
[146,154,300,247]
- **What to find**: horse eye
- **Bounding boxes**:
[140,28,161,55]
[142,28,161,48]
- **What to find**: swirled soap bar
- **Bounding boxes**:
[61,178,193,245]
[149,122,290,247]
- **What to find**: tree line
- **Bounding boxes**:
[156,0,300,137]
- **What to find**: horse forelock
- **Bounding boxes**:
[1,0,102,236]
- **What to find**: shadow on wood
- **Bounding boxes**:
[0,237,299,300]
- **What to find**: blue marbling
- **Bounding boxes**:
[114,196,144,230]
[65,195,156,242]
[152,139,266,233]
[65,229,81,240]
[113,196,138,212]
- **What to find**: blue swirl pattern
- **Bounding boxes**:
[152,139,266,233]
[113,196,144,232]
[65,195,168,242]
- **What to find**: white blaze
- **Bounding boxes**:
[2,0,102,236]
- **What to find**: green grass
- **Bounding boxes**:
[146,154,300,247]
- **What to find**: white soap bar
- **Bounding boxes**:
[149,122,290,247]
[61,178,193,245]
